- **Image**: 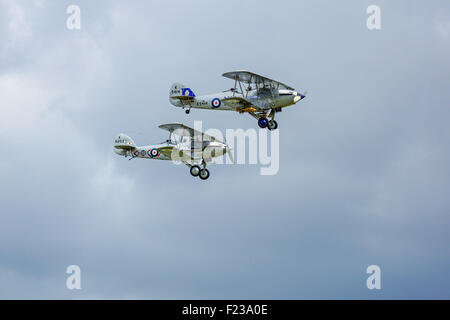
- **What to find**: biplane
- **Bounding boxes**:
[169,70,306,130]
[113,123,233,180]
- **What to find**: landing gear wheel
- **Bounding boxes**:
[199,168,210,180]
[268,120,278,130]
[190,165,200,177]
[185,109,190,114]
[258,117,268,128]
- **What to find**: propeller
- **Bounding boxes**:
[226,146,235,164]
[223,136,235,165]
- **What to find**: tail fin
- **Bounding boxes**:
[169,82,195,106]
[113,133,136,156]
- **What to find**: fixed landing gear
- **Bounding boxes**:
[254,109,279,130]
[185,109,190,114]
[268,119,278,130]
[258,117,268,128]
[199,168,210,180]
[189,163,210,180]
[257,117,278,130]
[190,165,200,176]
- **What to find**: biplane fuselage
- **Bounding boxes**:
[169,71,306,130]
[115,142,227,162]
[170,89,301,112]
[114,124,232,180]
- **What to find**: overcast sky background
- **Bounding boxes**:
[1,0,449,299]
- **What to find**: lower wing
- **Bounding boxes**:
[222,96,266,112]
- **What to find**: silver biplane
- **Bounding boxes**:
[113,123,233,180]
[169,70,306,130]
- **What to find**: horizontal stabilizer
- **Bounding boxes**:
[171,95,195,102]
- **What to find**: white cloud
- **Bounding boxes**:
[1,0,450,299]
[3,0,32,39]
[434,14,450,38]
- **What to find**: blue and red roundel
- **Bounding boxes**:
[140,150,146,157]
[211,98,221,109]
[148,148,160,158]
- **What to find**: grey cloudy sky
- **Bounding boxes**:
[0,0,449,299]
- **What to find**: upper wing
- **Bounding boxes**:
[158,123,223,143]
[222,70,295,91]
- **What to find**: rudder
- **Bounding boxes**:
[113,133,136,156]
[170,82,195,97]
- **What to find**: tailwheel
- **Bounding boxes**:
[257,117,268,128]
[268,120,278,130]
[199,168,210,180]
[185,109,190,114]
[190,165,200,177]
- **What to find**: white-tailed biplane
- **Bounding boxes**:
[169,70,306,130]
[113,123,233,180]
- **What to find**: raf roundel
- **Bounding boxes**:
[148,148,160,158]
[211,98,221,109]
